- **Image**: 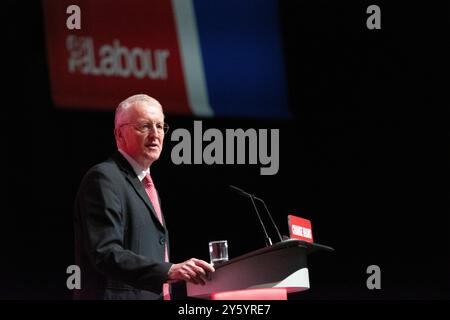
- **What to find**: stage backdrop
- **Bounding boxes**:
[43,0,289,118]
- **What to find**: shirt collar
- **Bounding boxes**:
[118,149,149,181]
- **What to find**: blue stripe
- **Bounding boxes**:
[193,0,290,118]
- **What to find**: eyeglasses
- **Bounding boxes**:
[119,121,169,134]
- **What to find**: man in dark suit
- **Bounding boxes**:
[74,94,214,300]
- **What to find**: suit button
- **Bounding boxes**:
[159,237,165,245]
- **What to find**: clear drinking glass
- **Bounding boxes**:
[208,240,229,266]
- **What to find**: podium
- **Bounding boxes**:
[187,239,334,300]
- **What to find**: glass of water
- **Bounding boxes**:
[209,240,229,266]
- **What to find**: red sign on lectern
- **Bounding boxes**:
[288,215,313,243]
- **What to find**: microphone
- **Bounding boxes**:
[229,185,283,246]
[230,185,272,246]
[252,195,283,243]
[229,185,251,198]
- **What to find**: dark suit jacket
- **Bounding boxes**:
[73,151,172,300]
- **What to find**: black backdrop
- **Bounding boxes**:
[3,0,449,300]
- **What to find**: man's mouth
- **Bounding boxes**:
[146,142,159,149]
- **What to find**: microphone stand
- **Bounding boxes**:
[254,196,283,243]
[249,194,272,246]
[230,185,283,247]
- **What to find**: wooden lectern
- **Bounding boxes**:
[187,239,333,300]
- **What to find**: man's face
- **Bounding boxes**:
[116,102,165,168]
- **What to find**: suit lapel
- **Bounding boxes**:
[112,151,166,231]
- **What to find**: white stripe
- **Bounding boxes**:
[248,268,310,292]
[172,0,214,117]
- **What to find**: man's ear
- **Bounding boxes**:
[114,127,122,144]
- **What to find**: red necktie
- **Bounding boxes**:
[143,173,170,300]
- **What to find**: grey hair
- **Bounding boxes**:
[114,94,163,128]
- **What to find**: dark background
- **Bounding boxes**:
[3,0,449,300]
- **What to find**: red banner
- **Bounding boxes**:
[42,0,190,113]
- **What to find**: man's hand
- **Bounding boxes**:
[167,258,215,285]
